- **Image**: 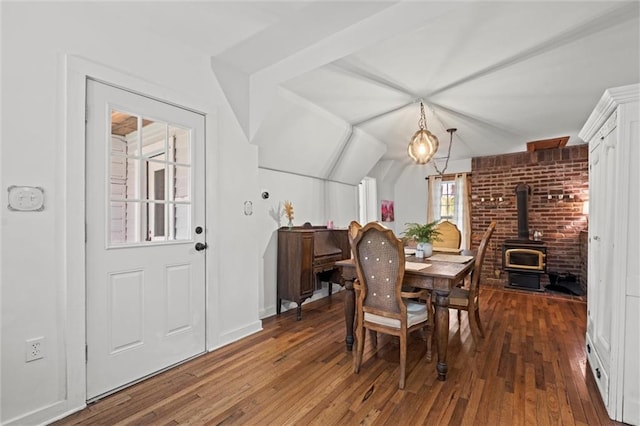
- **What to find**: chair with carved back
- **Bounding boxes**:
[433,220,462,250]
[348,220,362,250]
[448,221,496,340]
[351,222,433,389]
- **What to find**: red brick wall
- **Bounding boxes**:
[471,145,589,289]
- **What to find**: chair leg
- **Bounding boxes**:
[425,325,433,362]
[399,333,407,389]
[426,301,435,361]
[467,309,478,341]
[369,329,377,348]
[467,307,484,341]
[457,309,461,324]
[354,321,365,373]
[474,307,485,338]
[418,327,427,341]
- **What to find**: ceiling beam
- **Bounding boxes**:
[211,1,462,141]
[426,2,640,98]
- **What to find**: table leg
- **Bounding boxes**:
[343,278,355,351]
[435,291,450,381]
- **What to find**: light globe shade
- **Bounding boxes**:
[408,129,439,164]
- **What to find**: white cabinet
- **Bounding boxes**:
[579,83,639,425]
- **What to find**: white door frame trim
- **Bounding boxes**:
[53,54,221,422]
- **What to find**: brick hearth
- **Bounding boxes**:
[471,145,589,292]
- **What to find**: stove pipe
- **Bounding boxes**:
[515,183,531,240]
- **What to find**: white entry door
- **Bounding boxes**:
[86,79,207,400]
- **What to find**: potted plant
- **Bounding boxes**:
[403,221,441,258]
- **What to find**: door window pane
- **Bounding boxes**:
[147,201,166,241]
[110,111,138,152]
[172,165,191,202]
[169,125,190,165]
[173,204,191,240]
[108,108,193,245]
[109,202,139,244]
[125,158,139,200]
[145,160,166,202]
[141,120,167,158]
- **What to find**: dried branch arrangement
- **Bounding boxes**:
[283,200,294,225]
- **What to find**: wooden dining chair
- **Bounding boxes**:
[448,221,496,340]
[433,220,461,250]
[351,222,433,389]
[348,220,362,250]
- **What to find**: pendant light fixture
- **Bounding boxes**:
[407,101,457,175]
[407,101,439,164]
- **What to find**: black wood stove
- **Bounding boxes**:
[503,183,547,291]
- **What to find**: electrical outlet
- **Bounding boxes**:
[26,337,45,362]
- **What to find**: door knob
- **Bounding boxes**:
[195,242,208,251]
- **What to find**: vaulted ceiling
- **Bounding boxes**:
[144,1,639,184]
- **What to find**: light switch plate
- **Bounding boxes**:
[7,186,45,211]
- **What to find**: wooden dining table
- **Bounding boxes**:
[335,252,475,381]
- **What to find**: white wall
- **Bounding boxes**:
[257,168,358,318]
[1,3,261,424]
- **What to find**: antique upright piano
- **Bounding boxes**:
[277,223,350,320]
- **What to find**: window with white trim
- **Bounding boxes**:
[440,180,455,219]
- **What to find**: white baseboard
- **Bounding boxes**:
[3,399,84,426]
[212,320,263,350]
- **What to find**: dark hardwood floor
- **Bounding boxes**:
[54,287,621,425]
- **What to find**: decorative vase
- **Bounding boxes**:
[416,242,433,258]
[287,219,293,229]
